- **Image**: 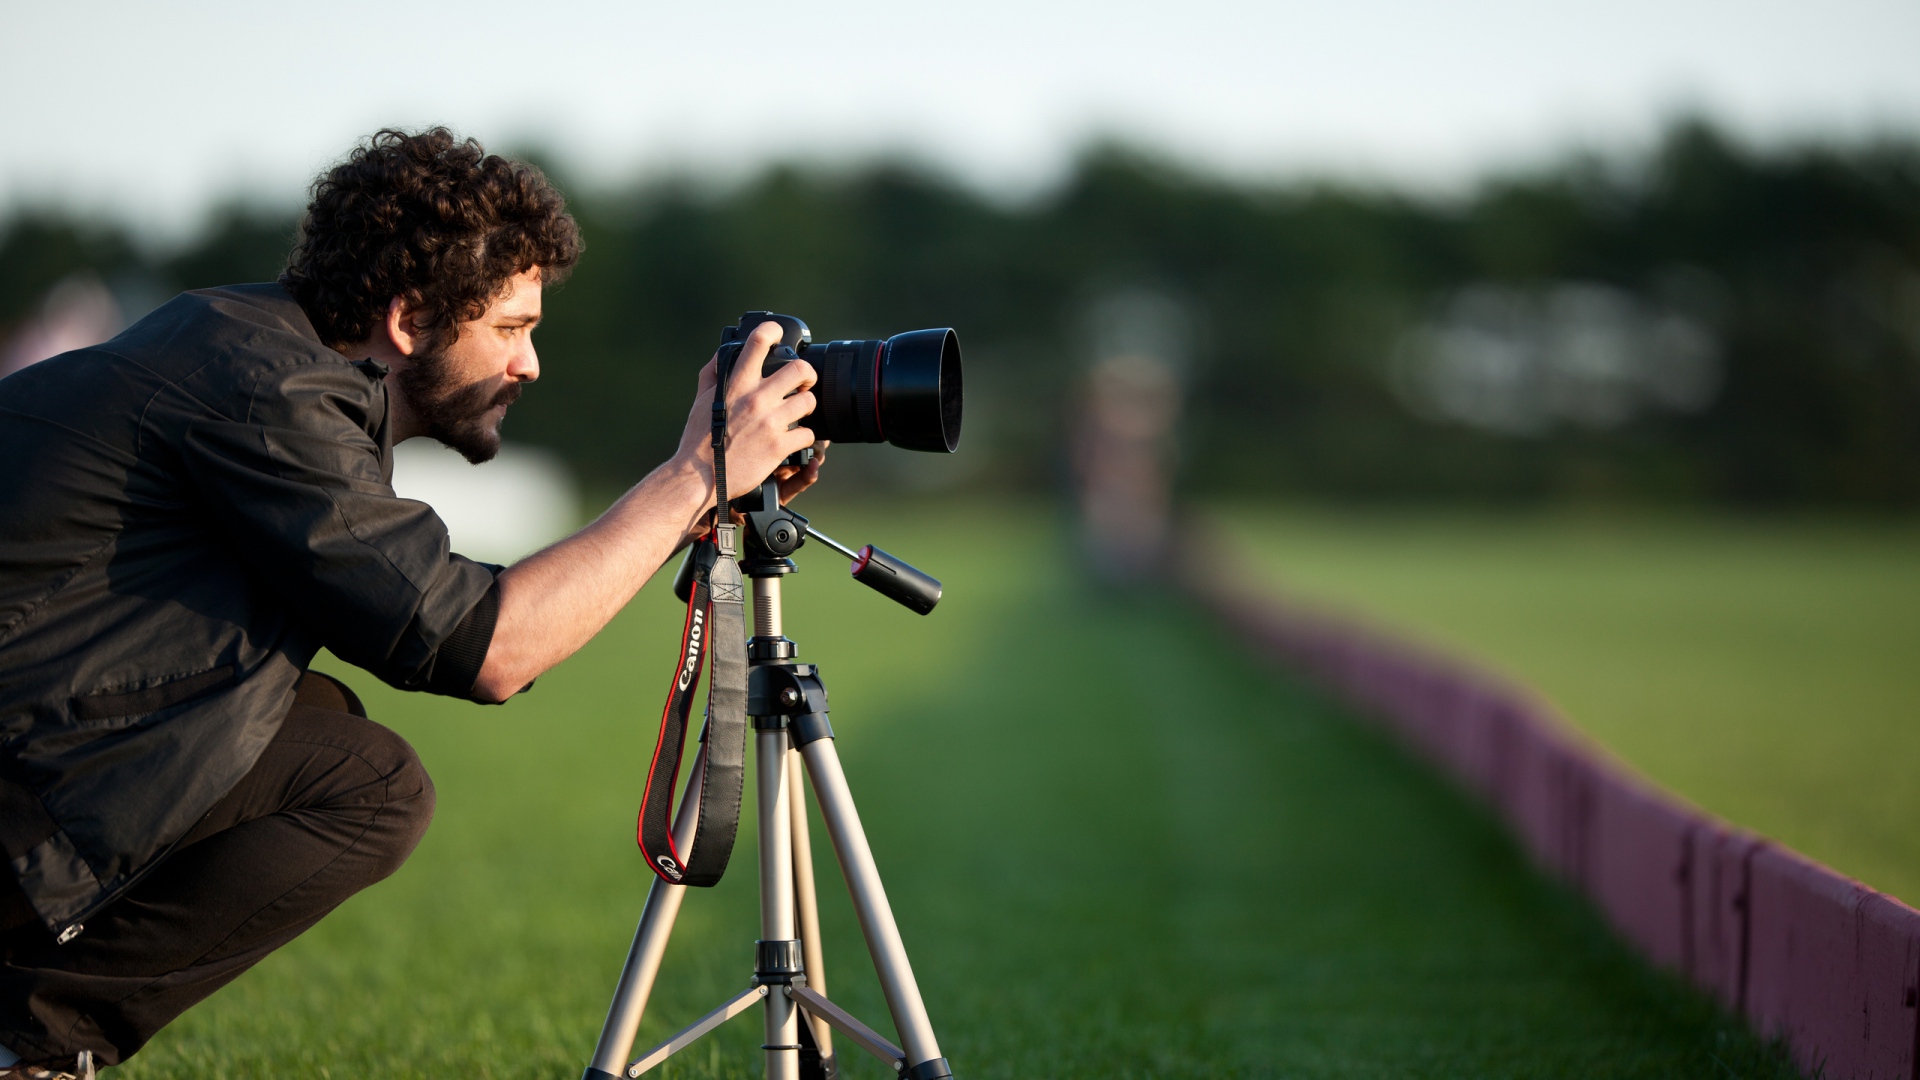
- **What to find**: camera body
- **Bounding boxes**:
[718,311,962,453]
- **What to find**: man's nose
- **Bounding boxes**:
[510,343,540,382]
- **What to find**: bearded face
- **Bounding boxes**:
[392,349,524,464]
[377,267,544,463]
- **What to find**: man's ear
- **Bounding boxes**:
[384,296,423,358]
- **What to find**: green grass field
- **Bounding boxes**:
[112,505,1796,1078]
[1221,508,1920,905]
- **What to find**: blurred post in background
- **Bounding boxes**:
[1073,290,1190,584]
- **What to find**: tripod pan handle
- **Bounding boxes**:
[850,546,941,615]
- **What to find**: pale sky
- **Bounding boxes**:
[4,0,1917,238]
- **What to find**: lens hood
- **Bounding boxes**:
[879,328,962,453]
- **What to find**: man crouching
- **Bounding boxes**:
[0,128,823,1077]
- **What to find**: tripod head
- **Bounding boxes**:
[672,479,942,616]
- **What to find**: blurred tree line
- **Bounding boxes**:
[3,120,1917,505]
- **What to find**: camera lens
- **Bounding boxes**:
[751,317,963,453]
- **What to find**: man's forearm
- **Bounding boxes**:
[471,454,710,702]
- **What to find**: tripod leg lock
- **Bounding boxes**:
[754,938,805,983]
[789,710,834,747]
[901,1057,955,1080]
[748,665,834,746]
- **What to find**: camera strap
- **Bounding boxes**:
[635,352,750,887]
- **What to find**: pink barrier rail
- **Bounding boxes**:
[1183,563,1920,1079]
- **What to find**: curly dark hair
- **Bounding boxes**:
[282,127,582,353]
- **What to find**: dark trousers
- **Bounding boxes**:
[0,673,434,1067]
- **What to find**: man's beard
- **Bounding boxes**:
[394,351,523,464]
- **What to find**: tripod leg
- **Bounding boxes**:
[788,747,837,1076]
[757,729,802,1080]
[798,739,950,1079]
[583,746,708,1080]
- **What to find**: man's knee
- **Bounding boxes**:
[282,708,437,881]
[352,717,436,880]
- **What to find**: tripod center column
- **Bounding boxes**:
[754,575,783,640]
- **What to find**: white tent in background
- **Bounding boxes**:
[390,440,578,565]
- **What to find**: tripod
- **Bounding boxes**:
[581,485,956,1080]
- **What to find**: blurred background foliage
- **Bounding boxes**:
[5,119,1918,505]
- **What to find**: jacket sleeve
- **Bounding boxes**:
[178,358,501,698]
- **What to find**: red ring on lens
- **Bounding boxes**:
[870,341,886,439]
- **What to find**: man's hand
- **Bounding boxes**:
[776,440,828,504]
[471,322,830,703]
[672,321,821,527]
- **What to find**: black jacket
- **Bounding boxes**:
[0,283,499,939]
